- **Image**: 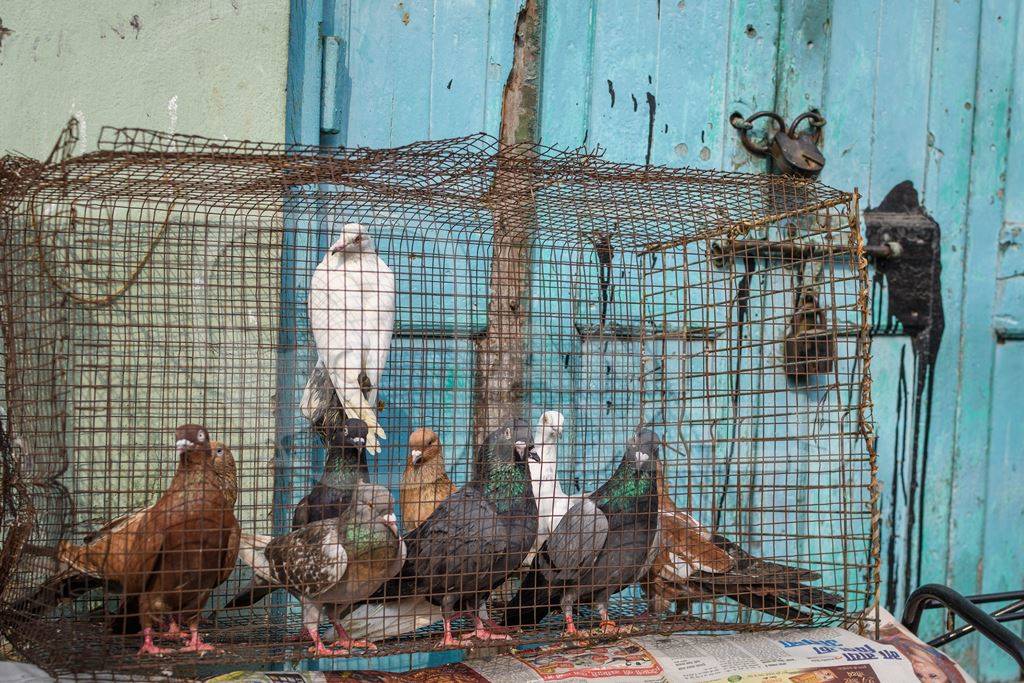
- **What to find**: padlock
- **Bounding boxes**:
[783,287,837,382]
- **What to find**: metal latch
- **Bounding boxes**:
[321,35,343,134]
[864,181,944,363]
[730,110,826,178]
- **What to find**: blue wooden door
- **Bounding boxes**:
[287,2,1024,680]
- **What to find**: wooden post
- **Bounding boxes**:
[471,0,544,447]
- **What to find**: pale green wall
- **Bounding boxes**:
[0,1,289,158]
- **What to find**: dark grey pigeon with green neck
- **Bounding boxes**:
[291,418,370,529]
[218,418,369,613]
[502,428,660,635]
[379,418,539,646]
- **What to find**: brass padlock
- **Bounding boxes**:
[783,287,837,382]
[731,110,826,179]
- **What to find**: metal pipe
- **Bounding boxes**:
[710,238,900,265]
[902,584,1024,673]
[930,600,1024,648]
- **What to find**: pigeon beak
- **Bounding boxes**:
[352,437,366,447]
[515,440,528,457]
[528,449,541,463]
[634,450,650,467]
[383,513,400,536]
[410,449,423,465]
[175,438,195,455]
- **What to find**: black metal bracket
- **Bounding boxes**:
[864,181,944,348]
[902,583,1024,673]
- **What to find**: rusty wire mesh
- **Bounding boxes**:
[0,121,877,676]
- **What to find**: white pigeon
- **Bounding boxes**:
[480,410,572,617]
[302,221,395,453]
[531,410,571,545]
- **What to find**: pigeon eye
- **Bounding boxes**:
[343,427,349,436]
[197,431,205,442]
[216,448,223,455]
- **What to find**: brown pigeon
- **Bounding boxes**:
[57,424,240,655]
[399,428,456,531]
[643,460,842,622]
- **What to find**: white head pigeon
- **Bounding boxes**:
[301,221,395,453]
[532,410,571,542]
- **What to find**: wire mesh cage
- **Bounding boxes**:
[0,121,877,676]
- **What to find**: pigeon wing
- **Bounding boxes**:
[266,522,348,597]
[546,498,608,581]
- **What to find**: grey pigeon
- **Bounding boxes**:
[219,418,369,612]
[360,418,539,647]
[503,428,661,636]
[237,482,404,656]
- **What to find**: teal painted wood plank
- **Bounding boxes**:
[1003,3,1024,229]
[320,0,352,147]
[978,8,1024,680]
[720,0,781,172]
[287,0,326,146]
[539,0,596,148]
[646,0,730,168]
[981,340,1024,680]
[866,1,935,203]
[483,0,520,138]
[862,0,936,615]
[374,215,492,335]
[346,0,435,146]
[915,0,984,650]
[866,336,914,605]
[994,1,1024,338]
[575,338,644,490]
[818,0,880,193]
[428,0,492,138]
[373,336,478,492]
[947,0,1019,675]
[586,1,661,163]
[774,0,830,122]
[523,243,587,467]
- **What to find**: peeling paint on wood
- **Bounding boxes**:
[472,0,543,444]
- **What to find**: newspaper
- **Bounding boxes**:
[200,609,974,683]
[464,627,921,682]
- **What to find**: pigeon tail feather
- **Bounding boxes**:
[236,533,274,584]
[329,597,442,641]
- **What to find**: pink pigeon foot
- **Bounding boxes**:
[178,626,217,654]
[563,612,579,637]
[329,620,377,652]
[460,615,512,642]
[437,618,460,648]
[137,628,175,656]
[306,627,349,657]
